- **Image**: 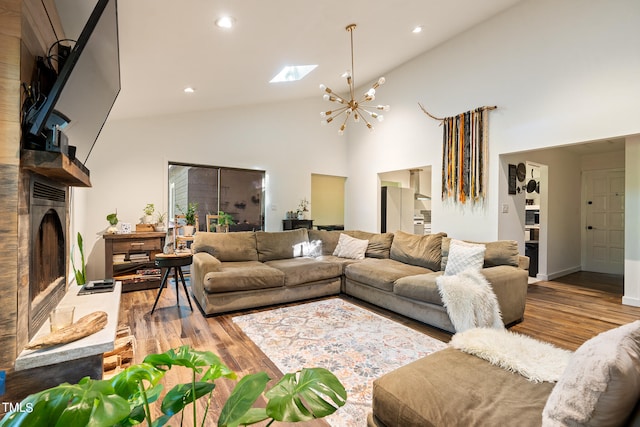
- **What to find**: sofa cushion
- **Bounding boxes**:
[346,258,433,292]
[393,272,444,306]
[333,233,369,260]
[256,229,309,262]
[315,255,361,274]
[542,320,640,426]
[390,231,446,271]
[308,230,394,259]
[203,261,284,293]
[308,229,342,255]
[265,258,342,287]
[444,239,486,276]
[349,231,394,259]
[441,237,519,270]
[192,231,258,262]
[372,347,554,427]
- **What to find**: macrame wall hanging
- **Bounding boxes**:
[418,103,496,205]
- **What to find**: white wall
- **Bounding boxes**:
[75,98,347,280]
[345,0,640,239]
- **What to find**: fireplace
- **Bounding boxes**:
[29,176,68,339]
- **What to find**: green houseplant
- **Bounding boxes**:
[177,202,199,236]
[142,203,155,224]
[70,232,86,286]
[106,211,118,234]
[216,210,235,233]
[0,345,346,427]
[154,211,167,232]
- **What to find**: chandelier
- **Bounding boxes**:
[320,24,390,135]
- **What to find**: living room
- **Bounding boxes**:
[1,0,639,424]
[69,0,640,304]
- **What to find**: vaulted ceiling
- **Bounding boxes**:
[56,0,524,121]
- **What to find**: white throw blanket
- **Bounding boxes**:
[437,268,503,332]
[450,328,572,383]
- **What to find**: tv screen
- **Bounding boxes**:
[26,0,120,165]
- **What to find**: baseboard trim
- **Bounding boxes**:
[537,265,581,281]
[622,296,640,307]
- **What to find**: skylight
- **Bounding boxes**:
[270,65,318,83]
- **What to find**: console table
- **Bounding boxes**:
[282,219,313,230]
[104,232,166,292]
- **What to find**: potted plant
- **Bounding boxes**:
[106,211,118,234]
[0,345,346,426]
[216,210,235,233]
[154,211,167,232]
[177,202,198,236]
[70,232,86,286]
[142,203,155,224]
[297,198,310,220]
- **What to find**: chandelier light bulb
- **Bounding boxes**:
[323,94,330,101]
[378,77,386,85]
[319,84,326,90]
[377,115,384,122]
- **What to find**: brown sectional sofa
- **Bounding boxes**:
[190,228,529,333]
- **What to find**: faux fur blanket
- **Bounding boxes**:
[437,269,503,332]
[450,328,572,383]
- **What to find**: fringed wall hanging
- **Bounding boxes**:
[418,103,496,205]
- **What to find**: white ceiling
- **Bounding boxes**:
[56,0,525,121]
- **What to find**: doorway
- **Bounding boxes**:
[378,166,432,235]
[311,174,346,229]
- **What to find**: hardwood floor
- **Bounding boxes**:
[117,272,640,425]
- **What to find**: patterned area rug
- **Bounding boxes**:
[232,298,447,426]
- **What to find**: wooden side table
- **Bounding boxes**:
[150,253,194,314]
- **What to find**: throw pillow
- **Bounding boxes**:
[333,233,369,260]
[441,237,520,270]
[542,320,640,426]
[444,239,486,276]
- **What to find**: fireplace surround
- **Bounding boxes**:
[28,176,68,339]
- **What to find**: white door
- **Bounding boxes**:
[583,169,625,274]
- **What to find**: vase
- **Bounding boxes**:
[297,212,304,220]
[183,225,195,236]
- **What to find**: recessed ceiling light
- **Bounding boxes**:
[412,25,423,34]
[215,16,235,29]
[184,87,195,93]
[270,65,318,83]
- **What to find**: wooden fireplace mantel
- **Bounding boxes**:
[21,149,92,188]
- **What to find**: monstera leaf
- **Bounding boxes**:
[265,367,347,421]
[0,377,129,427]
[217,367,347,426]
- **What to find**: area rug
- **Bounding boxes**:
[232,298,447,426]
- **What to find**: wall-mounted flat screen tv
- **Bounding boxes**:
[25,0,120,166]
